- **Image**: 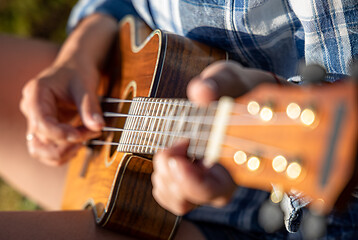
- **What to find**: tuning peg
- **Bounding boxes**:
[301,210,326,240]
[258,200,284,233]
[300,64,327,84]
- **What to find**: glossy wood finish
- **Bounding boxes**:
[62,16,226,239]
[153,32,227,98]
[220,81,358,214]
[101,155,179,239]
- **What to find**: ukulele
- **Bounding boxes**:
[62,16,358,239]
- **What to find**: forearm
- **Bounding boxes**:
[54,14,118,84]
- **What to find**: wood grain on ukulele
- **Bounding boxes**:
[61,15,358,239]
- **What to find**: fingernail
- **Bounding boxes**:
[203,78,220,100]
[67,133,81,142]
[26,133,34,141]
[168,157,177,170]
[203,78,219,93]
[92,113,105,126]
[169,157,184,180]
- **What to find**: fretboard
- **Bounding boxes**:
[116,97,217,159]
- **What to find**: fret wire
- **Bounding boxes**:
[163,100,175,148]
[127,101,139,152]
[119,99,130,152]
[189,105,204,159]
[175,100,189,143]
[196,105,210,159]
[153,99,166,153]
[178,100,192,141]
[154,100,167,152]
[126,98,138,152]
[123,99,138,152]
[199,103,216,158]
[168,99,184,147]
[142,99,155,153]
[162,100,177,149]
[170,99,184,147]
[186,103,198,158]
[200,105,212,159]
[159,99,175,150]
[138,98,148,152]
[167,100,178,147]
[136,97,148,152]
[118,102,129,152]
[185,103,200,157]
[187,145,206,157]
[130,98,140,153]
[183,102,193,142]
[147,100,160,153]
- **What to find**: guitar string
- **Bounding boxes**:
[102,97,250,114]
[102,97,301,126]
[91,128,290,158]
[102,97,303,125]
[95,97,304,158]
[100,127,209,144]
[103,112,300,126]
[88,139,282,161]
[96,117,302,155]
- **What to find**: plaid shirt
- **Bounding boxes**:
[68,0,358,238]
[68,0,357,80]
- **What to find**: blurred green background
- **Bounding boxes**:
[0,0,77,42]
[0,0,77,210]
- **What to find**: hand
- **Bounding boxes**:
[152,60,281,215]
[20,62,104,166]
[20,14,117,166]
[153,141,237,216]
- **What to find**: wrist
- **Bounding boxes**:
[52,55,99,87]
[54,14,118,79]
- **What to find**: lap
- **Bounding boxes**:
[0,35,66,210]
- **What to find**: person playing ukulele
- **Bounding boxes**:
[1,0,357,239]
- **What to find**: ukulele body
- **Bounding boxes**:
[61,16,226,239]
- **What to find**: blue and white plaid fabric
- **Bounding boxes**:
[68,0,358,80]
[68,0,358,238]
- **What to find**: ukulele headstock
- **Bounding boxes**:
[218,80,357,214]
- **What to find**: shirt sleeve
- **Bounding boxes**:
[67,0,139,33]
[288,0,358,82]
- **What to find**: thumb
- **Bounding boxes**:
[73,87,104,132]
[187,60,250,106]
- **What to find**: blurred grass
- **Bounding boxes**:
[0,179,40,211]
[0,0,77,42]
[0,0,77,211]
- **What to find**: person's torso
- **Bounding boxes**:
[132,0,304,78]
